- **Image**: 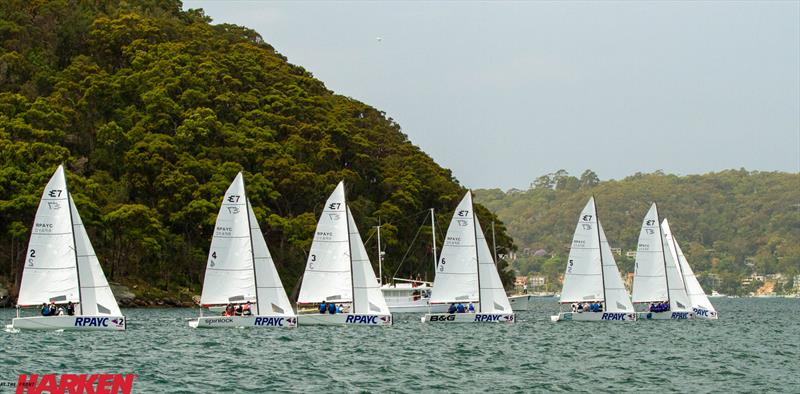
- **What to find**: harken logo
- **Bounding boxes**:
[16,374,136,394]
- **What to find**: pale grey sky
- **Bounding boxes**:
[183,1,800,190]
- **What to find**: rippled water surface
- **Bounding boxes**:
[2,298,799,393]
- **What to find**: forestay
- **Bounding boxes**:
[248,199,293,315]
[631,204,669,303]
[662,219,711,312]
[17,166,80,307]
[348,207,390,314]
[298,182,353,304]
[429,192,479,304]
[200,173,257,308]
[560,198,604,303]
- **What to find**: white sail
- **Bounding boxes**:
[631,204,669,303]
[17,166,80,307]
[560,198,604,303]
[71,193,121,316]
[598,222,634,312]
[348,207,390,314]
[475,218,512,313]
[662,219,704,312]
[298,182,352,304]
[200,173,256,306]
[429,192,479,304]
[248,199,293,315]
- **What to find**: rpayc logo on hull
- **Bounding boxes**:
[474,314,514,322]
[345,315,378,324]
[671,312,691,319]
[601,313,631,321]
[253,317,286,327]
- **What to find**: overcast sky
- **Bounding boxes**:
[183,1,800,190]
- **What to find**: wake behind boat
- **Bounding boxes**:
[551,197,636,322]
[631,203,694,320]
[188,173,296,328]
[422,191,515,324]
[296,182,392,326]
[8,165,125,332]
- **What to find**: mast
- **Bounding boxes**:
[343,185,356,311]
[656,203,671,304]
[470,192,482,313]
[244,184,260,315]
[64,167,83,315]
[376,220,382,286]
[594,196,607,305]
[491,221,498,265]
[430,208,437,274]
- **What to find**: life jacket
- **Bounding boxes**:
[448,304,457,314]
[328,303,336,314]
[456,304,465,313]
[319,303,327,313]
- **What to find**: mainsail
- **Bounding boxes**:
[200,173,257,308]
[662,219,715,313]
[18,165,121,315]
[560,198,604,303]
[297,182,352,304]
[631,204,669,303]
[429,192,479,304]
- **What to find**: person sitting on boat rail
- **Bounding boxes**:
[66,301,75,316]
[319,301,327,314]
[448,303,457,314]
[40,303,51,316]
[337,304,343,313]
[468,303,475,313]
[235,304,244,316]
[571,303,578,312]
[456,303,465,313]
[328,302,337,314]
[242,301,252,316]
[223,304,234,316]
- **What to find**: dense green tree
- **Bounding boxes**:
[0,0,516,301]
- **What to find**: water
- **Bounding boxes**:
[2,298,799,393]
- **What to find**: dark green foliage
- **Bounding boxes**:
[0,0,514,300]
[477,169,800,294]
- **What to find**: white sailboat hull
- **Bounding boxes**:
[297,313,392,326]
[509,294,532,311]
[188,315,297,328]
[421,312,515,324]
[550,311,637,322]
[692,307,718,320]
[636,310,694,320]
[9,315,126,331]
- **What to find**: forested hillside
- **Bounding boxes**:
[475,170,800,296]
[0,0,514,304]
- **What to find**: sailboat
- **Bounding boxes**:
[189,173,296,328]
[631,203,693,320]
[422,191,515,324]
[551,197,636,322]
[8,165,125,331]
[661,219,718,319]
[296,181,391,326]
